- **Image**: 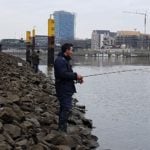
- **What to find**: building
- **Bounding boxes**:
[115,31,150,49]
[54,38,91,52]
[71,39,91,50]
[91,30,116,50]
[91,30,150,50]
[1,39,25,49]
[35,35,48,50]
[53,11,75,44]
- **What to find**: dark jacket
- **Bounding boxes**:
[32,51,40,65]
[54,52,77,96]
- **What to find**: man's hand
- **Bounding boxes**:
[77,74,84,84]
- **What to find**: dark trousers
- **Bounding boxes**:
[58,95,72,132]
[58,107,71,132]
[33,64,39,73]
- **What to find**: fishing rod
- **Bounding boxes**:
[49,67,150,81]
[83,68,150,78]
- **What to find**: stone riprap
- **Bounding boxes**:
[0,52,99,150]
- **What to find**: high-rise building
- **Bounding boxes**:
[53,11,75,43]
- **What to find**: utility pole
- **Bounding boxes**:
[123,11,148,34]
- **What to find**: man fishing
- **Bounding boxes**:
[54,43,83,133]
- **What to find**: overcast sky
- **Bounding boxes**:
[0,0,150,40]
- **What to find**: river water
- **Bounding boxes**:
[40,56,150,150]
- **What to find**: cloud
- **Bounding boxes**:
[0,0,150,39]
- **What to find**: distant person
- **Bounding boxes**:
[54,43,84,133]
[26,49,32,65]
[31,50,40,73]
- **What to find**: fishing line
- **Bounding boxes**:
[83,68,150,78]
[49,67,150,81]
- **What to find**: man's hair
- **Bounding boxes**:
[61,43,73,53]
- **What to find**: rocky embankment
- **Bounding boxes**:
[0,52,99,150]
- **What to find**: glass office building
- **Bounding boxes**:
[53,11,75,43]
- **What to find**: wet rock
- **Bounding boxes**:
[0,96,9,106]
[3,131,15,145]
[38,116,54,125]
[56,145,71,150]
[82,118,93,128]
[21,121,33,129]
[15,139,28,147]
[88,139,99,149]
[76,145,88,150]
[0,122,3,132]
[0,107,18,123]
[0,141,12,150]
[50,134,76,148]
[35,107,44,114]
[3,124,21,139]
[91,134,99,141]
[6,92,20,103]
[12,104,25,121]
[30,144,45,150]
[49,124,58,130]
[0,134,5,142]
[26,118,40,128]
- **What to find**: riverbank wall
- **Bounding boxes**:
[3,48,150,58]
[0,52,99,150]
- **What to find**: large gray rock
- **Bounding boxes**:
[0,134,5,142]
[0,122,3,132]
[3,124,21,138]
[56,145,71,150]
[30,144,45,150]
[15,139,28,147]
[0,141,12,150]
[0,107,18,123]
[26,118,40,128]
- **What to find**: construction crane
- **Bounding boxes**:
[123,11,147,34]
